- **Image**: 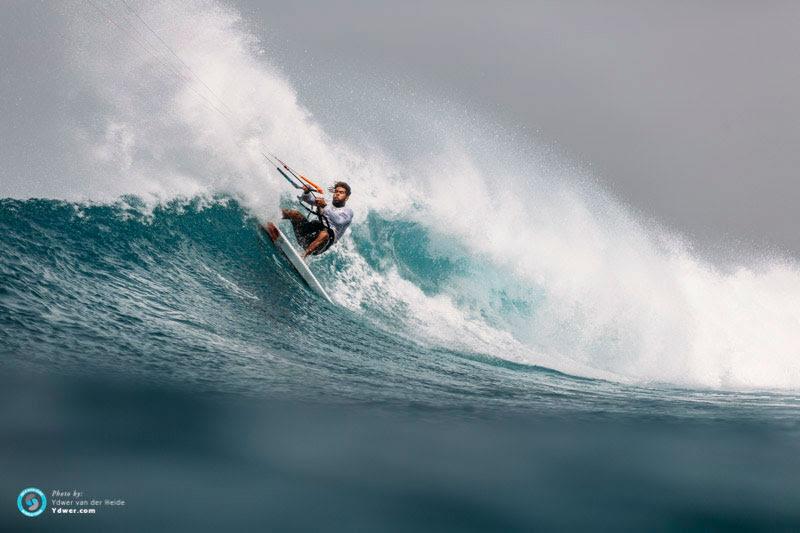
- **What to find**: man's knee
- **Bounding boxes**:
[282,209,303,221]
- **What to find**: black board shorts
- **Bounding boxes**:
[290,219,335,255]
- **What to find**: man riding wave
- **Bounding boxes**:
[263,181,353,258]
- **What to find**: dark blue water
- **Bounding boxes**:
[2,197,799,531]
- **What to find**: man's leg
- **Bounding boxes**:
[285,212,315,248]
[261,210,304,241]
[282,209,305,221]
[303,230,329,259]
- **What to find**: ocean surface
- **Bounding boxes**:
[2,197,799,531]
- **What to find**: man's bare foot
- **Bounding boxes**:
[262,222,279,241]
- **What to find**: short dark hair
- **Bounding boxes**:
[334,181,351,196]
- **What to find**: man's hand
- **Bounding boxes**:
[315,197,327,208]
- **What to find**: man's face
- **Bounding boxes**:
[332,186,349,205]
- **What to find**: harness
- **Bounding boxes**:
[297,193,335,253]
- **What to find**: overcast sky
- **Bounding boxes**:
[2,1,799,257]
[237,0,800,257]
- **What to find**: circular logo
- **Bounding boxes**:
[17,488,46,517]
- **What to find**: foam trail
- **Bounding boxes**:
[44,0,800,390]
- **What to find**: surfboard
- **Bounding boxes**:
[261,222,333,304]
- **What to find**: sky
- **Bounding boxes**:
[2,0,799,257]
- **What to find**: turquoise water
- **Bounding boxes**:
[2,197,800,531]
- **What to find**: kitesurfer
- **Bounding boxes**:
[270,181,353,258]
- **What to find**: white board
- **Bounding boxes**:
[263,223,333,304]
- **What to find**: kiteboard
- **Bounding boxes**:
[262,222,333,304]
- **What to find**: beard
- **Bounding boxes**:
[332,198,346,207]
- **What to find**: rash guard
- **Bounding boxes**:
[300,191,353,242]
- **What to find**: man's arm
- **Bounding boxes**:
[299,188,316,205]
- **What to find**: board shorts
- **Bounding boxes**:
[290,219,335,256]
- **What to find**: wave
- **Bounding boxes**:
[0,195,798,392]
[2,0,799,390]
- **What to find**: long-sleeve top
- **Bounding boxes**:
[300,191,354,242]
